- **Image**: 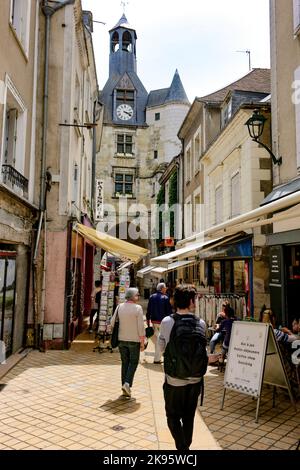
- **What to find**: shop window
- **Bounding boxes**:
[287,245,300,280]
[0,252,17,358]
[212,261,221,294]
[233,260,246,294]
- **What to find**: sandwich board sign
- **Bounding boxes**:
[221,321,295,422]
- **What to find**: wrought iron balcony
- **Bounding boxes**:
[1,164,28,195]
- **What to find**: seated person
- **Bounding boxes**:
[280,318,300,339]
[209,303,227,354]
[260,309,299,394]
[260,309,298,344]
[220,305,236,356]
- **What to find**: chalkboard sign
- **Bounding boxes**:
[221,322,295,422]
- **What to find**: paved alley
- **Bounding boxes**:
[0,327,299,451]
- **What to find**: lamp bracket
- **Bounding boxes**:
[253,138,282,166]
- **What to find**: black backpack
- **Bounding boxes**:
[164,313,208,380]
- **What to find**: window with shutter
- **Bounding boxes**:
[215,186,223,224]
[1,76,28,195]
[231,173,240,217]
[4,108,18,166]
[294,0,300,35]
[10,0,31,54]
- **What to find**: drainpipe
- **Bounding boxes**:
[32,0,76,349]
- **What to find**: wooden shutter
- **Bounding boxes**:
[4,108,18,166]
[294,0,300,35]
[215,186,223,224]
[231,173,240,217]
[295,67,300,170]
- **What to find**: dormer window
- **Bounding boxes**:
[221,98,232,128]
[112,31,119,52]
[122,31,132,52]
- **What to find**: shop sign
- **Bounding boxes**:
[270,246,282,286]
[95,179,104,221]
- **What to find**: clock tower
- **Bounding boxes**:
[96,14,190,259]
[100,14,148,126]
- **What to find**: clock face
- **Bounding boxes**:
[116,104,133,120]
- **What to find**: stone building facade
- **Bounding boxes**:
[96,15,190,260]
[0,0,39,357]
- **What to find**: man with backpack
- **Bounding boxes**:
[158,285,207,451]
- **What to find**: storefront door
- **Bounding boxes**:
[0,252,17,358]
[285,244,300,326]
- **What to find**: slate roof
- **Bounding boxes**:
[147,88,169,107]
[147,70,190,108]
[109,14,135,32]
[200,68,270,103]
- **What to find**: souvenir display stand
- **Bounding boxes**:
[93,267,131,353]
[93,271,115,353]
[117,268,131,304]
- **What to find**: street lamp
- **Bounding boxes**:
[245,109,282,165]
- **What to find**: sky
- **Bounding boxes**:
[81,0,270,102]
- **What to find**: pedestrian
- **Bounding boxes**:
[89,279,102,333]
[110,287,145,398]
[146,282,172,363]
[159,285,207,451]
[209,303,227,353]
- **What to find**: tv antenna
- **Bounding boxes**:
[236,50,252,71]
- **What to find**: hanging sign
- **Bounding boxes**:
[95,179,104,221]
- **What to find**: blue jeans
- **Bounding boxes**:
[118,341,140,387]
[209,332,222,353]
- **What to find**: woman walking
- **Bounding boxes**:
[110,288,145,398]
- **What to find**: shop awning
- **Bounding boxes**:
[177,189,300,247]
[74,224,149,263]
[150,238,220,267]
[150,233,243,268]
[137,259,196,278]
[117,261,133,271]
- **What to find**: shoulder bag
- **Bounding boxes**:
[111,306,120,348]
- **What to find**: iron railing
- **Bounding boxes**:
[1,164,28,195]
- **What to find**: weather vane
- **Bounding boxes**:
[121,1,129,14]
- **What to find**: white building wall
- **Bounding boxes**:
[202,110,271,230]
[146,102,189,164]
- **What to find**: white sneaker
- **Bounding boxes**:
[122,382,131,397]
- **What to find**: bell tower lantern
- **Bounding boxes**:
[109,14,137,77]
